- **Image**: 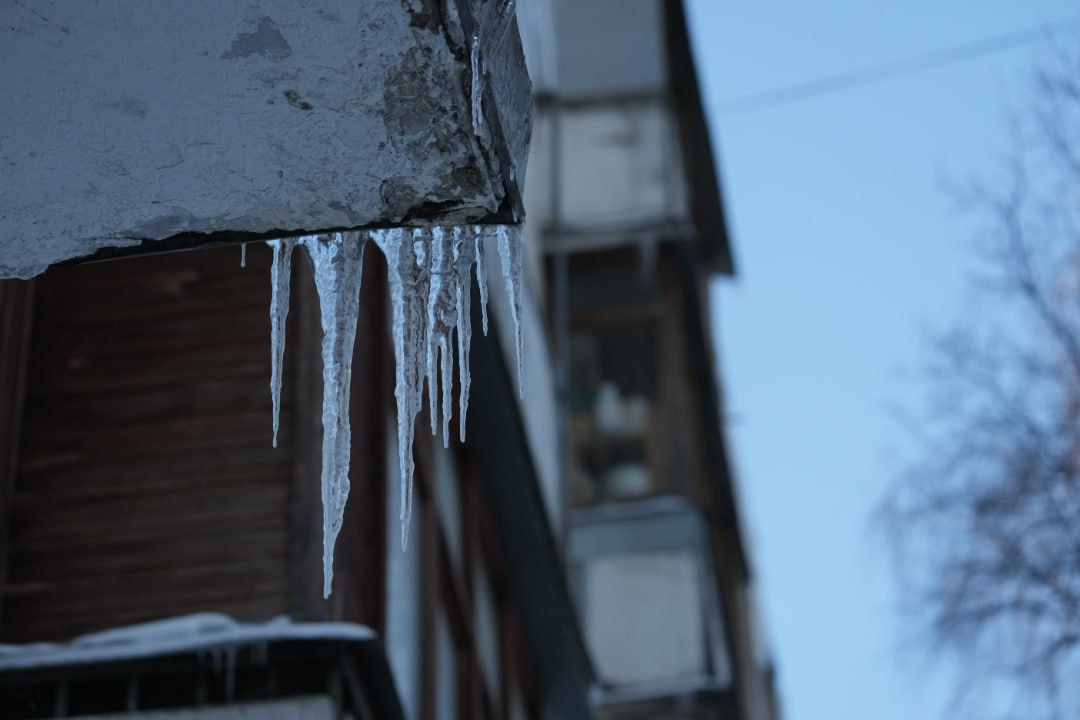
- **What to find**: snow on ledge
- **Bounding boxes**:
[0,613,377,672]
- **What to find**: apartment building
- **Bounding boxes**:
[520,1,781,718]
[0,1,778,719]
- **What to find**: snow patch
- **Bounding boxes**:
[0,613,375,672]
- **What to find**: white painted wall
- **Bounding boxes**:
[473,554,501,696]
[552,0,666,99]
[486,236,563,532]
[435,607,457,720]
[557,100,688,232]
[582,551,706,685]
[384,429,422,720]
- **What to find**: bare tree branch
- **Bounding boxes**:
[880,45,1080,719]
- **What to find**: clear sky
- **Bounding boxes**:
[685,2,1078,719]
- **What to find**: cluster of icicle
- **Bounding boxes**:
[266,225,523,598]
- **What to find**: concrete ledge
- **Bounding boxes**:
[0,0,531,278]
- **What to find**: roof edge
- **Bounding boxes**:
[467,283,595,720]
[664,0,736,276]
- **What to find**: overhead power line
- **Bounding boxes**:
[718,19,1080,116]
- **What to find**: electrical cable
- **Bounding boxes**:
[718,19,1080,116]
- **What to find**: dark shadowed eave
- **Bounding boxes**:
[664,0,736,277]
[676,241,750,583]
[663,0,747,578]
[467,285,596,720]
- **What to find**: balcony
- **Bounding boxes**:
[564,246,704,507]
[566,496,736,718]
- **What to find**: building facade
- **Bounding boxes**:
[519,1,781,718]
[0,1,778,719]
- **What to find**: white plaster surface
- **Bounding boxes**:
[0,1,510,278]
[486,234,563,530]
[583,551,706,685]
[557,100,688,231]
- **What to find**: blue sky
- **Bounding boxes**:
[685,2,1079,718]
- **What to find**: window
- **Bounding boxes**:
[569,322,659,504]
[583,551,705,684]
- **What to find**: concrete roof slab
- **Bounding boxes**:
[0,0,530,278]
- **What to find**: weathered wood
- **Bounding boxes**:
[21,386,277,448]
[15,446,290,498]
[568,304,663,331]
[10,528,288,579]
[1,246,295,641]
[288,250,326,621]
[0,0,531,278]
[0,280,35,630]
[9,484,290,548]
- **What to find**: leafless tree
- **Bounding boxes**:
[880,46,1080,720]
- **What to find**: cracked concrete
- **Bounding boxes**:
[0,0,529,278]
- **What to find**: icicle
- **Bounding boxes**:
[240,243,247,268]
[301,231,366,598]
[267,238,297,449]
[440,336,452,447]
[474,226,489,335]
[452,228,473,442]
[423,227,456,449]
[420,228,441,438]
[428,228,459,448]
[259,218,529,600]
[371,228,424,549]
[496,225,525,397]
[268,223,522,560]
[470,33,483,130]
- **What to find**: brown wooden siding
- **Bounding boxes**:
[0,279,35,630]
[1,245,296,641]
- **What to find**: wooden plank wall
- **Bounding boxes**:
[0,246,296,641]
[0,279,34,630]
